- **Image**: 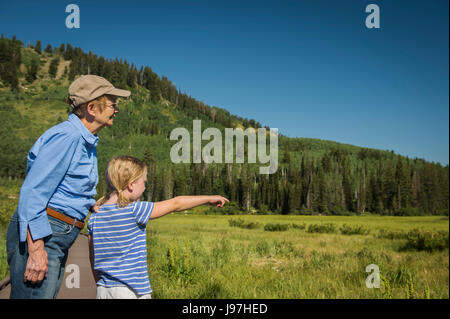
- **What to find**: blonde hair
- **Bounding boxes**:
[69,94,117,118]
[96,155,147,208]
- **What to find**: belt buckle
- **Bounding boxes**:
[71,218,77,229]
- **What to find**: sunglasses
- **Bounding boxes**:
[107,103,119,111]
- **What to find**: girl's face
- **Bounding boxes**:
[128,174,147,201]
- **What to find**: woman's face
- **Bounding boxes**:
[94,96,119,128]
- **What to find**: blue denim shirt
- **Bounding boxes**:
[17,113,99,242]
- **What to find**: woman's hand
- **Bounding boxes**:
[208,195,230,208]
[24,230,48,284]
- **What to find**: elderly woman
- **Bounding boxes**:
[6,75,130,299]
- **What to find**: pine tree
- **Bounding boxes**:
[437,165,449,214]
[35,40,42,54]
[160,75,170,100]
[321,153,332,173]
[68,56,80,80]
[48,56,60,78]
[143,147,157,201]
[383,161,396,214]
[64,43,74,60]
[411,169,420,208]
[373,160,385,214]
[317,166,328,214]
[150,73,161,103]
[302,156,314,212]
[357,163,367,213]
[342,158,353,212]
[240,166,253,212]
[163,167,175,200]
[0,37,20,90]
[58,43,65,56]
[44,44,53,54]
[26,58,39,83]
[395,158,412,210]
[422,163,439,214]
[282,141,291,164]
[174,166,188,196]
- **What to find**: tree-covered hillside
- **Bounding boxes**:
[0,36,448,216]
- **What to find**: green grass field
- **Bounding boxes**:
[1,175,448,298]
[0,212,448,298]
[142,213,448,299]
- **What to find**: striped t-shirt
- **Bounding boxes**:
[87,201,154,296]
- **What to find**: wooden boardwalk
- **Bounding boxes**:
[0,235,97,299]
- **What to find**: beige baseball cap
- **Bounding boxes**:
[68,75,131,108]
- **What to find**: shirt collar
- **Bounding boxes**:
[67,113,99,147]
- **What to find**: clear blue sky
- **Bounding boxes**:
[1,0,448,165]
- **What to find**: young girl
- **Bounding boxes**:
[87,155,229,299]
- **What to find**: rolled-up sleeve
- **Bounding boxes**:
[17,132,79,242]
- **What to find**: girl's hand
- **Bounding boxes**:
[208,195,230,207]
[91,204,100,213]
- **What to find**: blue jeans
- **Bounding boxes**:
[6,210,81,299]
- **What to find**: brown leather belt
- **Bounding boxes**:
[46,207,85,229]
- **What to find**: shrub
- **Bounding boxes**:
[228,218,261,229]
[394,207,426,216]
[385,267,432,299]
[405,273,415,299]
[306,223,336,234]
[165,240,196,284]
[299,206,313,215]
[256,204,270,215]
[438,209,449,216]
[401,228,449,252]
[290,223,306,230]
[330,207,355,216]
[264,223,289,232]
[376,229,408,240]
[386,265,414,286]
[339,224,370,235]
[228,219,243,227]
[380,275,392,299]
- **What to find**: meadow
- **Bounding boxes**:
[143,213,448,299]
[0,175,448,298]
